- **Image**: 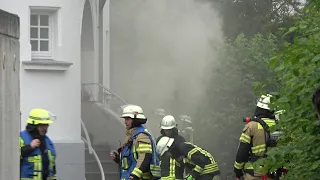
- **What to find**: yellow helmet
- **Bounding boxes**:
[27,108,55,125]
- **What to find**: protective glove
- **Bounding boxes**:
[234,168,244,178]
[129,174,139,180]
[186,174,193,180]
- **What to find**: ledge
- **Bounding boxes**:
[22,59,73,71]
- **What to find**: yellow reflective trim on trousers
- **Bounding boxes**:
[132,167,143,178]
[251,144,266,153]
[169,158,176,177]
[234,161,244,169]
[239,133,251,144]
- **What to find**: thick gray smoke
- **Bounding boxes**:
[110,0,224,134]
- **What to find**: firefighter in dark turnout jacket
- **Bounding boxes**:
[234,94,277,180]
[156,115,186,180]
[157,136,220,180]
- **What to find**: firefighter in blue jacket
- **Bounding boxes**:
[110,104,161,180]
[20,108,57,180]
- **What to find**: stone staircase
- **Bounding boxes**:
[81,83,126,180]
[84,144,120,180]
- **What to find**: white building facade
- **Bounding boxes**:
[0,0,110,179]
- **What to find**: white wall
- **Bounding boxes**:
[0,0,92,141]
[0,0,110,141]
[81,0,95,84]
[103,0,110,89]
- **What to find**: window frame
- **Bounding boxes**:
[29,7,57,60]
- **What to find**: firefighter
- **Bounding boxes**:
[159,115,185,142]
[110,104,161,180]
[234,94,277,180]
[157,115,186,180]
[20,108,57,180]
[157,136,221,180]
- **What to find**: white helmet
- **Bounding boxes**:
[257,94,273,110]
[160,115,176,130]
[120,104,146,119]
[156,136,175,156]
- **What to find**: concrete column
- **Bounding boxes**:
[0,9,20,180]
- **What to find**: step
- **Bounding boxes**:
[85,147,113,161]
[85,160,119,173]
[85,172,120,180]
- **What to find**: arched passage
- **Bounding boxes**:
[81,0,94,84]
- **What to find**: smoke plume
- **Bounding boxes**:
[110,0,224,135]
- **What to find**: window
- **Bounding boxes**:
[30,13,52,58]
[29,7,59,60]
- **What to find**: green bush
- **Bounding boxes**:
[255,1,320,179]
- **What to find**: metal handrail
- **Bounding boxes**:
[82,137,105,180]
[82,82,126,104]
[81,84,96,102]
[81,120,92,154]
[82,83,127,115]
[81,82,154,135]
[81,119,105,180]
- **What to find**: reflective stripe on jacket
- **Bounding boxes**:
[234,118,276,176]
[120,126,160,179]
[181,142,220,177]
[20,130,57,180]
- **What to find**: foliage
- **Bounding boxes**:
[209,0,302,39]
[254,1,320,179]
[193,33,279,178]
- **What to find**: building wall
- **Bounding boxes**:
[0,9,20,180]
[0,0,85,141]
[0,0,111,179]
[103,0,110,88]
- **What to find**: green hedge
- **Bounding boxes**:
[255,1,320,179]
